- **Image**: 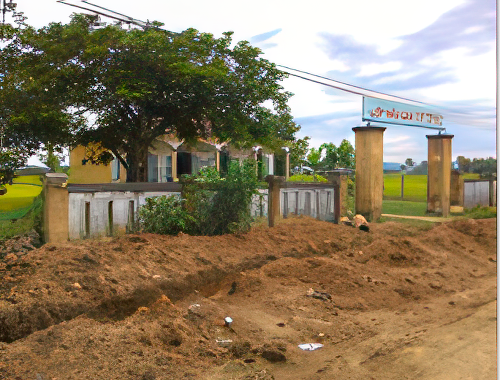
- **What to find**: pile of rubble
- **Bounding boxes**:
[339,214,370,231]
[0,230,40,264]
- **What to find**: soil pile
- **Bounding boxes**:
[0,217,496,379]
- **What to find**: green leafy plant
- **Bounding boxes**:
[182,160,258,235]
[463,205,496,219]
[138,195,193,235]
[288,174,328,183]
[138,160,258,236]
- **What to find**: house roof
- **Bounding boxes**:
[383,162,402,171]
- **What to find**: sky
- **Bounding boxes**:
[9,0,497,166]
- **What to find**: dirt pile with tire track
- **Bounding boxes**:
[0,217,496,379]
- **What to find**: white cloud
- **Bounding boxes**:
[5,0,495,164]
[462,26,485,34]
[356,62,402,77]
[385,135,411,144]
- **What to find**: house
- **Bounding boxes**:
[383,162,403,173]
[69,137,289,184]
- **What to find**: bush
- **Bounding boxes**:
[288,174,328,183]
[138,160,259,236]
[138,195,193,235]
[463,205,496,219]
[182,160,258,235]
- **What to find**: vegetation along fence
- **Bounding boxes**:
[44,175,339,242]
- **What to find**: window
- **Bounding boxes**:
[159,155,172,182]
[191,152,216,174]
[148,154,158,182]
[111,157,120,180]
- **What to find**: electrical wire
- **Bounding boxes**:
[53,1,466,133]
[277,64,432,107]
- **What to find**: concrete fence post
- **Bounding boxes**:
[43,173,69,243]
[325,172,348,217]
[265,175,285,227]
[489,179,496,207]
[450,170,463,206]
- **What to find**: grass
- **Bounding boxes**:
[0,195,43,241]
[383,174,427,202]
[462,173,481,180]
[382,200,427,216]
[462,205,496,219]
[378,216,436,230]
[0,175,43,212]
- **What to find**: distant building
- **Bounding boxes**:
[383,162,403,173]
[15,166,52,176]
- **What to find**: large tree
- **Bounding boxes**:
[0,22,78,186]
[305,139,355,172]
[4,15,299,182]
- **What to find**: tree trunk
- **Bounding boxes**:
[126,148,148,182]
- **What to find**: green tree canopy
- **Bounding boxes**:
[305,139,355,171]
[2,15,300,182]
[0,21,79,186]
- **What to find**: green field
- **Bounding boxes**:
[383,172,481,202]
[383,174,427,202]
[382,200,427,216]
[0,175,43,212]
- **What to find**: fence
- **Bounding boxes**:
[463,179,496,209]
[44,174,340,243]
[250,182,339,222]
[66,183,182,240]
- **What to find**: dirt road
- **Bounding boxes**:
[0,217,496,379]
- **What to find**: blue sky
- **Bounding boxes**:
[13,0,497,165]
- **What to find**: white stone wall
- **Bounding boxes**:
[463,181,494,209]
[250,186,336,221]
[68,191,180,240]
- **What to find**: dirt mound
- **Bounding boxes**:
[0,217,496,379]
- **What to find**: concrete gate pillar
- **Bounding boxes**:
[426,134,454,216]
[265,175,285,227]
[43,173,69,243]
[352,126,386,221]
[450,170,463,206]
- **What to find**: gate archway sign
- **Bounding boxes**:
[354,97,451,220]
[362,97,445,131]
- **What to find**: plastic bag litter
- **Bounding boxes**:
[298,343,323,351]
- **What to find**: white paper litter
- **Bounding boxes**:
[298,343,324,351]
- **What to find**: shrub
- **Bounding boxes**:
[138,195,193,235]
[182,160,258,235]
[463,205,496,219]
[288,174,328,183]
[138,160,259,236]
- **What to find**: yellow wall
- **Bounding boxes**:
[68,146,113,184]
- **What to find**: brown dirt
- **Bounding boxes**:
[0,216,496,379]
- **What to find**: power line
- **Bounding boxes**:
[56,0,154,28]
[276,64,432,107]
[56,2,434,109]
[53,2,454,132]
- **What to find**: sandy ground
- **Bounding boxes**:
[0,216,496,379]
